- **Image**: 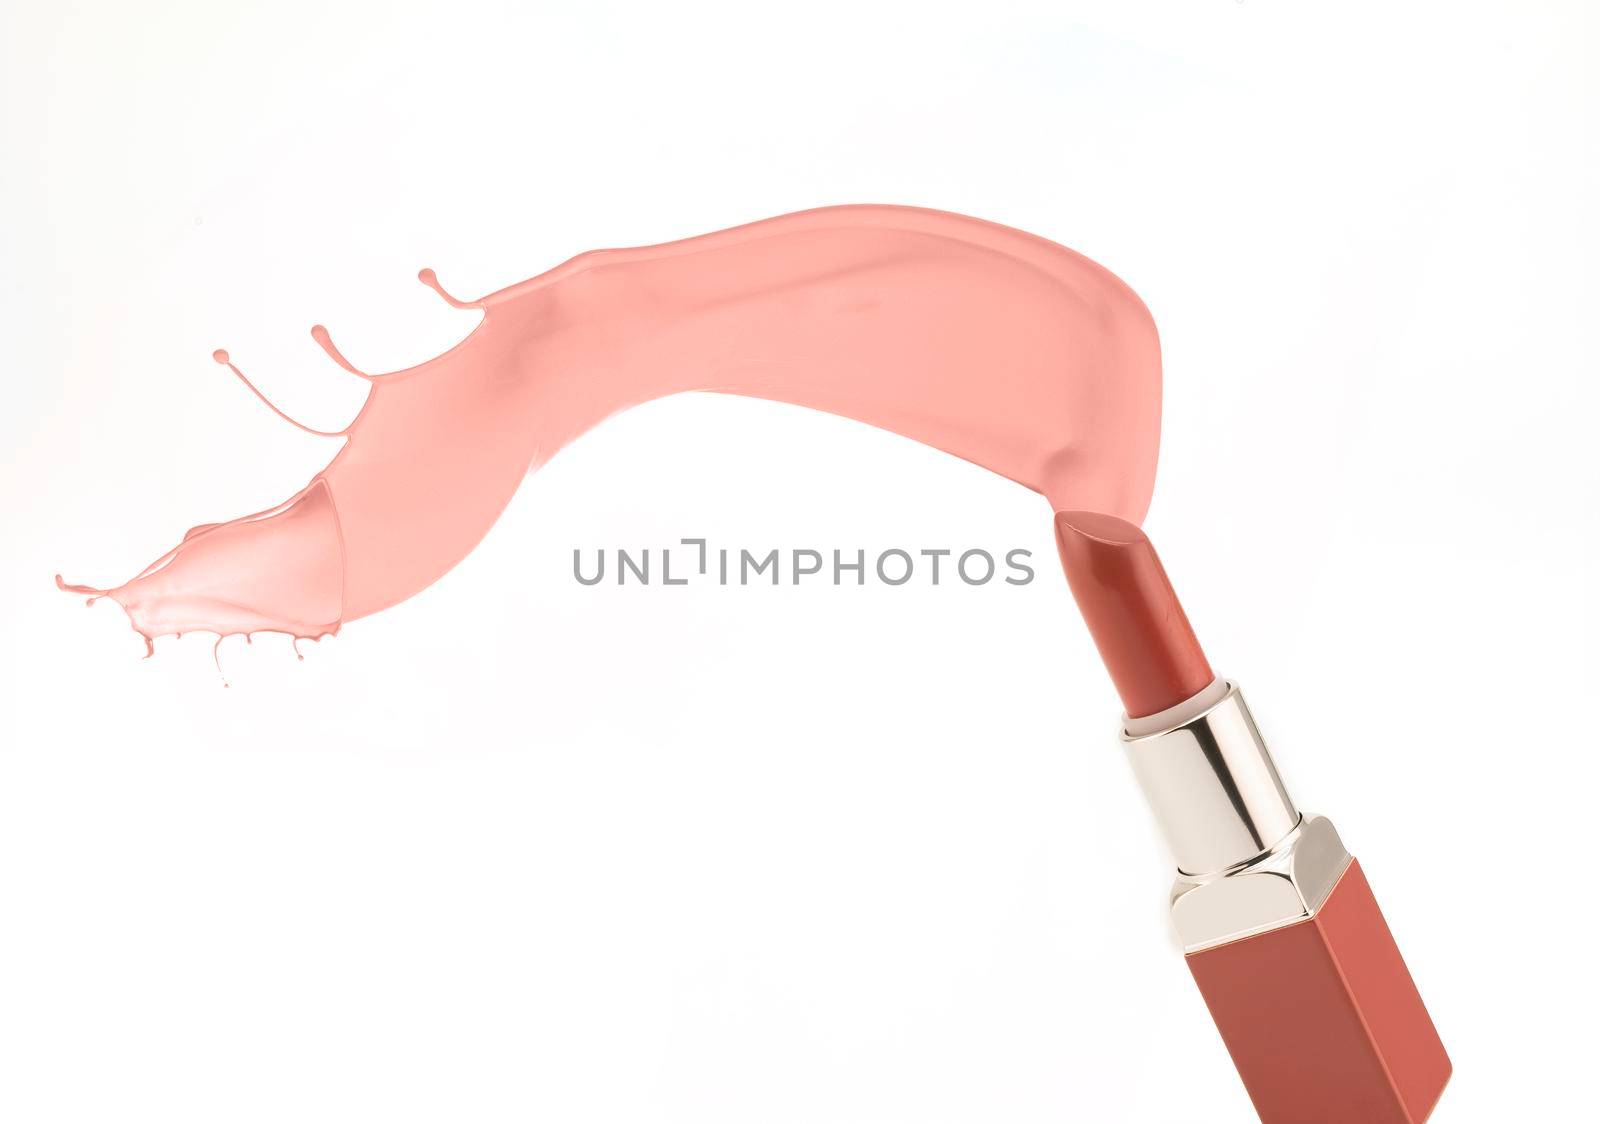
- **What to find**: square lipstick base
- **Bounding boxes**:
[1186,861,1451,1124]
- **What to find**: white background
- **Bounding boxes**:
[2,2,1595,1121]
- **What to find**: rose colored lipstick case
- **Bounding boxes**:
[1189,860,1450,1123]
[1126,684,1451,1123]
[1056,513,1450,1122]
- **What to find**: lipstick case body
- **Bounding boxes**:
[1122,681,1451,1124]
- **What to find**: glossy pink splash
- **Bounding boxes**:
[60,205,1162,653]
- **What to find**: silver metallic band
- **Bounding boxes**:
[1121,680,1352,952]
[1122,680,1298,876]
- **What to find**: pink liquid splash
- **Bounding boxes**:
[58,205,1162,656]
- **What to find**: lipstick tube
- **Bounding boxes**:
[1122,679,1451,1123]
[1052,510,1450,1122]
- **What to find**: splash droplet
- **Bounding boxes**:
[418,268,479,310]
[310,324,373,380]
[212,348,353,438]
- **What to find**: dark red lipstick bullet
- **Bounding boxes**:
[1053,510,1213,717]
